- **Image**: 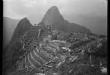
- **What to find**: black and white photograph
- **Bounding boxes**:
[3,0,107,75]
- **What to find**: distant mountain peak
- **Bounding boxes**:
[16,17,32,28]
[41,6,64,26]
[11,17,33,41]
[40,6,91,33]
[49,6,59,11]
[47,6,60,15]
[20,17,30,22]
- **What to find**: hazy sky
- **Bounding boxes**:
[3,0,107,35]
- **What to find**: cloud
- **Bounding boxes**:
[3,0,107,35]
[21,0,37,7]
[3,0,107,23]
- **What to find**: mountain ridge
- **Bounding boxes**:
[40,6,91,33]
[10,17,33,42]
[3,17,19,47]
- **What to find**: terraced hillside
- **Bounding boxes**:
[3,23,107,75]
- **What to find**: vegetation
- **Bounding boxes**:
[3,24,107,75]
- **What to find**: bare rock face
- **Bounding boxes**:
[40,6,91,33]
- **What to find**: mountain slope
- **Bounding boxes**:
[3,17,33,74]
[3,17,19,47]
[10,17,33,42]
[40,6,91,33]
